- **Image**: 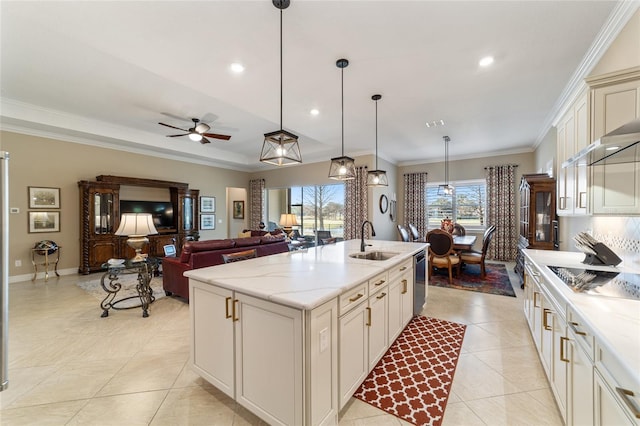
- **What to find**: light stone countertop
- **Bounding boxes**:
[184,239,427,310]
[523,249,640,390]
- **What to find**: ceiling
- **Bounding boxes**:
[0,1,627,172]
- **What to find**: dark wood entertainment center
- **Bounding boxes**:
[78,175,199,274]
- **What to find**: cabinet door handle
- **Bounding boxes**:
[560,336,570,363]
[400,266,407,272]
[376,292,387,300]
[374,279,386,286]
[616,387,640,419]
[349,293,364,302]
[559,196,566,210]
[401,279,408,294]
[366,307,371,327]
[578,192,587,209]
[543,308,553,331]
[225,296,232,319]
[533,292,540,308]
[232,299,239,322]
[569,321,587,336]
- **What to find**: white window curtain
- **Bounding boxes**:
[485,164,518,261]
[403,172,428,240]
[344,166,368,240]
[249,178,265,230]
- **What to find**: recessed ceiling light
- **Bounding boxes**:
[425,120,445,128]
[230,62,245,73]
[479,56,494,67]
[310,109,319,116]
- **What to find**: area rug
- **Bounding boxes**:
[77,273,165,308]
[353,316,466,426]
[430,263,516,297]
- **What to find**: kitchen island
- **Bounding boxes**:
[522,249,640,425]
[185,239,427,426]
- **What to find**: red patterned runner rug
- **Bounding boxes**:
[353,316,466,426]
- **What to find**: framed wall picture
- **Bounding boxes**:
[200,196,215,213]
[28,211,60,233]
[233,200,244,219]
[29,186,60,209]
[200,213,216,230]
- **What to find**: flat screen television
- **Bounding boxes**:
[120,200,175,230]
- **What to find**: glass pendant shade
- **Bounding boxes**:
[367,170,388,186]
[438,135,454,195]
[260,129,302,166]
[328,155,356,180]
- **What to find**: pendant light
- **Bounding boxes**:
[260,0,302,166]
[438,135,454,195]
[367,94,388,187]
[328,58,356,180]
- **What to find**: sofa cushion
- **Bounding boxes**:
[238,230,252,238]
[234,236,262,247]
[179,239,236,262]
[260,234,286,244]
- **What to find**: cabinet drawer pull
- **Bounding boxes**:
[543,308,552,331]
[225,296,232,319]
[366,307,371,327]
[560,336,570,363]
[559,196,566,210]
[578,192,587,209]
[616,387,640,419]
[374,279,386,286]
[569,321,587,336]
[399,266,407,272]
[376,292,387,300]
[401,279,408,294]
[232,299,239,322]
[349,293,364,303]
[533,292,540,308]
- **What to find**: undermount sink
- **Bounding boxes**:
[349,251,398,261]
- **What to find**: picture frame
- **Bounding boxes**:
[200,213,216,230]
[233,200,245,219]
[28,211,60,233]
[29,186,60,209]
[200,196,216,213]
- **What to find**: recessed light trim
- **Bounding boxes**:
[425,119,445,128]
[479,56,494,67]
[310,109,319,116]
[230,62,245,73]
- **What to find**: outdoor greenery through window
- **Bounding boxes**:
[426,180,486,230]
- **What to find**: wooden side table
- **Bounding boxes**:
[31,241,61,282]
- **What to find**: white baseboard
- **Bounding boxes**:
[10,267,79,284]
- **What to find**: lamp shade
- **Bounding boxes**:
[115,213,158,237]
[279,213,299,228]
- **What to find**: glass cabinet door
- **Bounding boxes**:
[534,190,552,243]
[182,196,193,231]
[94,192,114,234]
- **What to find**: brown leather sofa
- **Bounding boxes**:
[162,234,289,301]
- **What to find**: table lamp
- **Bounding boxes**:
[279,213,299,234]
[115,213,158,262]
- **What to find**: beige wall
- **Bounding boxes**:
[2,131,249,280]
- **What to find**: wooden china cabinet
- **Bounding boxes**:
[78,175,199,274]
[514,173,556,284]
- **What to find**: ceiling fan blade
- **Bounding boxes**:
[166,134,190,137]
[160,112,192,122]
[200,136,211,144]
[159,122,189,132]
[203,133,231,140]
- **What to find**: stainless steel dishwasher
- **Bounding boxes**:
[413,249,426,315]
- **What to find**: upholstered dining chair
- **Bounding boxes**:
[397,225,410,242]
[426,229,461,284]
[222,249,258,264]
[459,225,496,278]
[408,223,421,242]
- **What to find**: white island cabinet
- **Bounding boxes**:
[186,240,427,426]
[522,249,640,426]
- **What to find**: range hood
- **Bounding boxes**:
[562,118,640,168]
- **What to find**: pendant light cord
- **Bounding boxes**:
[375,99,378,169]
[280,8,283,130]
[341,65,344,156]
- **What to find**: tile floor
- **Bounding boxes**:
[0,262,563,425]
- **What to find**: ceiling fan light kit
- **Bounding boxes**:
[260,0,302,166]
[438,135,454,196]
[329,58,356,180]
[367,94,388,187]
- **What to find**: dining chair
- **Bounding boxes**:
[222,249,258,264]
[408,223,421,242]
[459,225,496,278]
[397,225,410,242]
[426,229,461,284]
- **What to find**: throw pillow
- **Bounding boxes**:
[238,230,252,238]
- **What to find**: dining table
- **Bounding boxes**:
[453,235,477,251]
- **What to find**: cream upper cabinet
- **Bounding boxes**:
[587,68,640,215]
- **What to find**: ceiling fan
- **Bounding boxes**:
[158,118,231,144]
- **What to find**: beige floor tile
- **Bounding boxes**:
[449,353,524,401]
[472,344,549,392]
[67,390,168,425]
[441,401,486,426]
[0,365,58,409]
[464,392,563,425]
[149,386,239,426]
[339,397,387,421]
[0,399,87,425]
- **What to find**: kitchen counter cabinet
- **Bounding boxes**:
[522,249,640,425]
[187,239,427,425]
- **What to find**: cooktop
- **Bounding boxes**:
[547,266,640,301]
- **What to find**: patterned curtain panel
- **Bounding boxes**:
[485,164,518,261]
[403,172,428,240]
[344,166,369,240]
[249,178,265,230]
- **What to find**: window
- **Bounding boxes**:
[426,180,486,230]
